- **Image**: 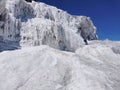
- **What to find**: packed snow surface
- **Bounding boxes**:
[0,40,120,90]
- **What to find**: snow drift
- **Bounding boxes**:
[0,41,120,90]
[0,0,97,51]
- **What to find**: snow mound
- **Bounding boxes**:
[0,41,120,90]
[0,0,97,51]
[76,40,120,90]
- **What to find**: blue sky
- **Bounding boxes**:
[38,0,120,40]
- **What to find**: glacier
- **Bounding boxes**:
[0,0,97,51]
[0,0,120,90]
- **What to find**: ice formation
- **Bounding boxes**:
[0,0,97,51]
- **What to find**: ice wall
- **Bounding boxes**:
[0,0,98,51]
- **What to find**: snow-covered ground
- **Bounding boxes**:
[0,40,120,90]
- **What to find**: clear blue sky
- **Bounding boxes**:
[38,0,120,40]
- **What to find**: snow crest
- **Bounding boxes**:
[0,0,97,51]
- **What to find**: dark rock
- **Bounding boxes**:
[25,0,37,2]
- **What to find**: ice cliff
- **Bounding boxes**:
[0,0,97,51]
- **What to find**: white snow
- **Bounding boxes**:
[0,41,120,90]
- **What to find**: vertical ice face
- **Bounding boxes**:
[0,0,21,42]
[0,0,98,51]
[0,0,5,14]
[0,0,5,41]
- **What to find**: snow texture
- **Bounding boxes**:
[0,0,97,51]
[0,41,120,90]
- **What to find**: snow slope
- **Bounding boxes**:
[0,40,120,90]
[0,0,97,51]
